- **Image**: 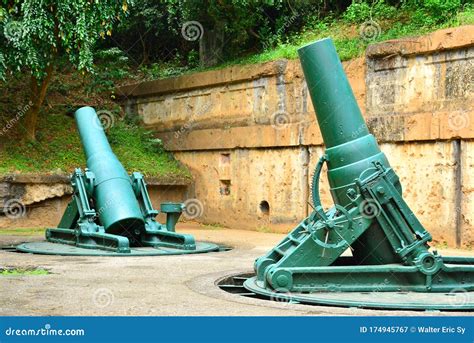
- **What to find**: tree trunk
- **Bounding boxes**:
[139,31,149,66]
[199,24,224,67]
[23,65,54,141]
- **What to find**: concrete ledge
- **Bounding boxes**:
[117,60,288,98]
[0,173,70,184]
[145,175,192,186]
[366,25,474,57]
[155,122,320,151]
[155,111,474,152]
[0,173,192,229]
[0,173,192,186]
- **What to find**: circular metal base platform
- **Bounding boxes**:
[243,276,474,311]
[16,241,221,256]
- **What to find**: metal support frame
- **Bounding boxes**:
[253,161,474,293]
[246,38,474,300]
[46,169,196,253]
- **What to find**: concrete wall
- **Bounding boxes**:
[118,26,474,248]
[0,174,189,229]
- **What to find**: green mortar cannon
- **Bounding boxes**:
[45,106,198,253]
[246,38,474,296]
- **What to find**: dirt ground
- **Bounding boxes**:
[1,223,473,316]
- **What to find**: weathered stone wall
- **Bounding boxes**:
[118,26,473,247]
[0,174,190,230]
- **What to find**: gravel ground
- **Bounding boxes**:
[1,223,473,316]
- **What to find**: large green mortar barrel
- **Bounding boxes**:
[298,38,401,264]
[74,106,144,235]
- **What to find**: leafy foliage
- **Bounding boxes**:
[108,0,340,68]
[0,0,130,80]
[85,47,131,95]
[0,0,132,141]
[0,0,471,173]
[343,0,397,23]
[408,0,463,26]
[106,0,471,76]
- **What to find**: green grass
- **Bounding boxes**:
[0,113,190,178]
[256,226,272,233]
[108,121,190,178]
[201,223,225,230]
[0,267,49,276]
[432,241,473,251]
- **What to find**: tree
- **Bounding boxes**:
[0,0,130,141]
[110,0,327,69]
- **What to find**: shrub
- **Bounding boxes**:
[343,0,398,23]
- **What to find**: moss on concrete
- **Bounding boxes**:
[0,267,49,276]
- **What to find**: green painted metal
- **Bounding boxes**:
[39,106,219,255]
[246,38,474,303]
[74,106,144,235]
[16,241,221,256]
[243,275,474,311]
